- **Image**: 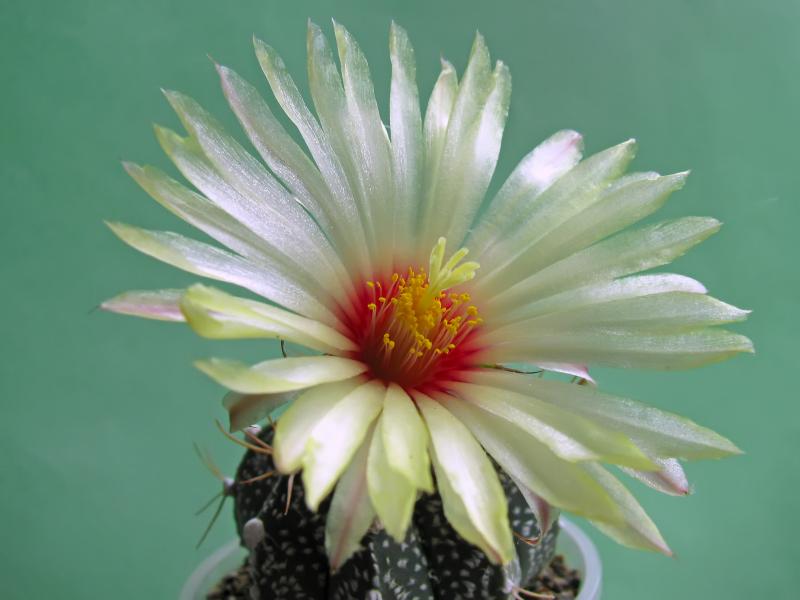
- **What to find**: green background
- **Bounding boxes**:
[1,0,796,597]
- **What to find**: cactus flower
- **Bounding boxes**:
[103,21,752,567]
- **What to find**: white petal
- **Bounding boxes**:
[254,36,370,276]
[123,162,279,265]
[491,292,748,342]
[487,327,753,370]
[429,438,498,559]
[451,382,655,468]
[367,416,417,541]
[515,172,688,276]
[486,216,723,313]
[333,22,395,268]
[162,91,351,290]
[419,59,458,253]
[195,355,367,395]
[388,22,423,255]
[100,288,184,321]
[419,35,510,250]
[477,139,637,293]
[381,384,433,492]
[582,464,672,555]
[325,428,376,571]
[442,60,511,248]
[154,125,344,306]
[468,129,583,258]
[416,392,515,564]
[620,457,690,496]
[106,222,334,322]
[491,273,707,326]
[305,23,379,259]
[472,372,743,460]
[483,169,686,293]
[440,394,624,524]
[180,284,356,353]
[533,362,594,382]
[273,378,363,473]
[216,63,367,273]
[303,380,385,509]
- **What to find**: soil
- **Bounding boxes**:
[524,555,583,599]
[206,554,583,600]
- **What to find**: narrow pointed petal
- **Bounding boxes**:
[163,90,332,254]
[480,139,637,291]
[488,216,722,311]
[440,395,624,524]
[381,384,433,492]
[389,22,423,250]
[223,390,295,432]
[533,362,594,383]
[416,393,515,564]
[367,415,417,541]
[473,373,743,460]
[180,284,356,353]
[490,292,749,343]
[326,428,376,571]
[420,59,458,243]
[254,36,370,274]
[420,34,510,249]
[303,381,385,510]
[273,378,363,473]
[516,171,689,276]
[100,289,184,321]
[451,382,656,469]
[468,130,583,257]
[123,162,278,265]
[163,90,354,289]
[106,221,333,322]
[428,440,499,561]
[583,464,672,555]
[333,22,395,263]
[494,273,707,326]
[195,356,367,395]
[442,59,512,247]
[216,63,367,272]
[489,328,753,371]
[305,22,378,257]
[153,123,342,290]
[621,457,690,496]
[215,64,331,225]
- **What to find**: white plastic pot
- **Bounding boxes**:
[180,517,602,600]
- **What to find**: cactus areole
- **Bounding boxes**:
[104,16,752,599]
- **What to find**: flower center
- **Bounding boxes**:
[348,238,484,389]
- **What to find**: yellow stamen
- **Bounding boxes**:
[361,238,482,376]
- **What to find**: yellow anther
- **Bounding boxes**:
[367,239,484,370]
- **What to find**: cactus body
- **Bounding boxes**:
[228,426,558,599]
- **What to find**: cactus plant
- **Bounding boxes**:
[229,425,558,599]
[103,18,752,600]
